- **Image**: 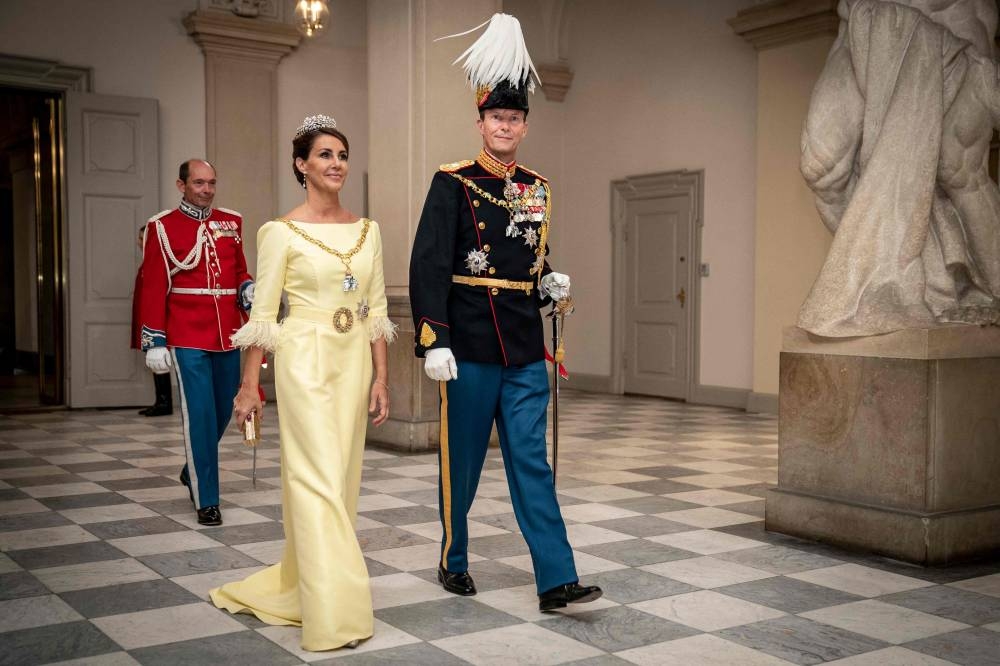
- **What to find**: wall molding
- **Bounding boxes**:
[746,391,779,414]
[0,54,91,92]
[728,0,839,50]
[691,384,751,410]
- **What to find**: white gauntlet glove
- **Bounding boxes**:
[540,272,571,301]
[424,347,458,382]
[145,348,172,375]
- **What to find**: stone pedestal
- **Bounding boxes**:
[767,326,1000,565]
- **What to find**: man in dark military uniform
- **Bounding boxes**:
[409,13,602,613]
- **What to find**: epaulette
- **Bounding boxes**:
[439,160,475,173]
[216,207,243,218]
[517,164,548,182]
[147,209,171,224]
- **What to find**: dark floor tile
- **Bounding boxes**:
[84,516,187,540]
[590,516,693,538]
[142,498,199,515]
[471,512,520,534]
[129,628,301,666]
[60,578,200,617]
[363,557,400,578]
[6,540,128,570]
[0,488,29,502]
[0,510,73,533]
[0,570,49,600]
[6,474,80,488]
[579,538,697,567]
[605,488,704,514]
[374,596,521,641]
[38,492,132,510]
[361,505,442,526]
[906,627,1000,666]
[58,460,134,473]
[199,521,287,546]
[718,576,863,614]
[586,567,697,604]
[138,546,264,578]
[410,559,536,593]
[718,615,888,665]
[713,545,844,575]
[882,585,1000,625]
[314,642,469,666]
[356,526,434,552]
[99,476,179,491]
[244,504,283,521]
[467,532,531,559]
[541,605,699,652]
[0,457,46,469]
[0,620,119,666]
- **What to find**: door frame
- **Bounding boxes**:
[610,169,704,399]
[0,55,90,407]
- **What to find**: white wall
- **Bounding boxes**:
[0,0,205,211]
[507,0,758,389]
[277,0,369,218]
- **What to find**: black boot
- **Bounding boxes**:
[140,372,173,417]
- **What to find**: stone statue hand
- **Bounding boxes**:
[424,347,458,382]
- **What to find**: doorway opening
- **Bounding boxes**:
[0,86,66,410]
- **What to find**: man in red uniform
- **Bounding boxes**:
[134,159,253,525]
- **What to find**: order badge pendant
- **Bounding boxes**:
[343,271,359,292]
[357,297,369,321]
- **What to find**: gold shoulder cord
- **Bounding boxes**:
[535,183,552,286]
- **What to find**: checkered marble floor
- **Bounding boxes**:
[2,391,999,666]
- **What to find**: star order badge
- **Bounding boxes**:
[465,248,490,275]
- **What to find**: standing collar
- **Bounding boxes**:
[179,199,212,221]
[476,148,516,179]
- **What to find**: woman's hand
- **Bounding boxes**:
[369,380,389,426]
[233,384,264,431]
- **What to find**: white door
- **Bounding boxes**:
[65,92,158,408]
[624,193,692,398]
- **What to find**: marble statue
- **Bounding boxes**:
[799,0,1000,337]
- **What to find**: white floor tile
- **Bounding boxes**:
[800,600,969,644]
[630,590,785,632]
[789,563,934,598]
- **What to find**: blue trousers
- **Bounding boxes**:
[171,348,241,509]
[439,360,577,593]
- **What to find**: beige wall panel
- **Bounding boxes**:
[509,0,758,388]
[276,0,368,221]
[752,36,834,395]
[0,0,206,211]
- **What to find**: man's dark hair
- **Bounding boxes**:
[292,128,350,187]
[178,159,216,183]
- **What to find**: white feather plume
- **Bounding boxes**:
[435,13,540,92]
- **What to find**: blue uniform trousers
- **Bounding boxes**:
[439,360,577,593]
[171,348,241,509]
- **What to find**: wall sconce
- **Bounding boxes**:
[295,0,330,37]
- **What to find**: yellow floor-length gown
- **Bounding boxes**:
[211,218,395,651]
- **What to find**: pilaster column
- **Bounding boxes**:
[184,10,302,270]
[367,0,499,451]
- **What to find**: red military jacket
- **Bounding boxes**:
[135,202,253,352]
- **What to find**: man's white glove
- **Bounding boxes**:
[145,348,172,375]
[424,347,458,382]
[540,272,571,301]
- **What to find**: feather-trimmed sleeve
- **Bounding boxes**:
[231,221,287,352]
[365,220,398,344]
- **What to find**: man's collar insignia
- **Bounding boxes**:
[179,199,212,221]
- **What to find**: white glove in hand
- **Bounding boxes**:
[244,283,255,306]
[145,348,172,374]
[424,347,458,382]
[540,272,571,301]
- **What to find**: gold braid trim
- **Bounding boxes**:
[534,182,552,286]
[448,173,542,210]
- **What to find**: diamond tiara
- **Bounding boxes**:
[294,114,338,140]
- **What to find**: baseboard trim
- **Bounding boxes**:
[746,391,778,414]
[565,372,614,393]
[689,384,750,410]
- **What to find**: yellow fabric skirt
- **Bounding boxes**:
[210,317,374,651]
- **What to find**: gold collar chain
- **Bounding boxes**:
[280,218,370,291]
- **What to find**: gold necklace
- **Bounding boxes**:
[280,218,370,292]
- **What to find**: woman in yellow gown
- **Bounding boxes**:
[211,115,396,651]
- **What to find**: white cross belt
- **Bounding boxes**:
[170,288,237,296]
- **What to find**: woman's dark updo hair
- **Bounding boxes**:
[292,127,350,187]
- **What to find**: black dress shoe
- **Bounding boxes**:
[179,472,194,505]
[196,505,222,526]
[538,582,603,612]
[437,565,477,596]
[139,404,173,417]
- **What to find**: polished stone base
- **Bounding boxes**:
[766,326,1000,565]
